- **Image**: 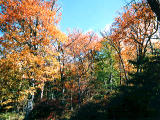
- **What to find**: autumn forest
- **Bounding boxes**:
[1,0,160,119]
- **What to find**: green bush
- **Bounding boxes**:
[0,112,24,120]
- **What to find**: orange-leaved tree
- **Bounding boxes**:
[0,0,66,112]
[63,29,101,109]
[103,0,159,83]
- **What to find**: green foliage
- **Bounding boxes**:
[107,55,160,119]
[0,112,24,120]
[1,0,160,119]
[0,58,29,112]
[93,43,120,99]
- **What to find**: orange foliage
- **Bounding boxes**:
[109,1,158,73]
[0,0,66,105]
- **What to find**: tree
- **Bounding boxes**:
[146,0,160,21]
[0,0,66,115]
[107,55,160,119]
[66,30,101,106]
[93,42,120,99]
[57,29,101,110]
[103,0,159,83]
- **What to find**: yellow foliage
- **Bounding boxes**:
[1,99,12,106]
[4,106,13,110]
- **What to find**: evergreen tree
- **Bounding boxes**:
[107,55,160,119]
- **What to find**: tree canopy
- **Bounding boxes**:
[0,0,160,119]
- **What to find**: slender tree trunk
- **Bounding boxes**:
[24,80,35,120]
[119,60,122,85]
[78,77,81,108]
[71,88,73,111]
[118,52,128,83]
[40,83,44,99]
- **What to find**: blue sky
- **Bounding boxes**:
[58,0,126,34]
[0,0,126,35]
